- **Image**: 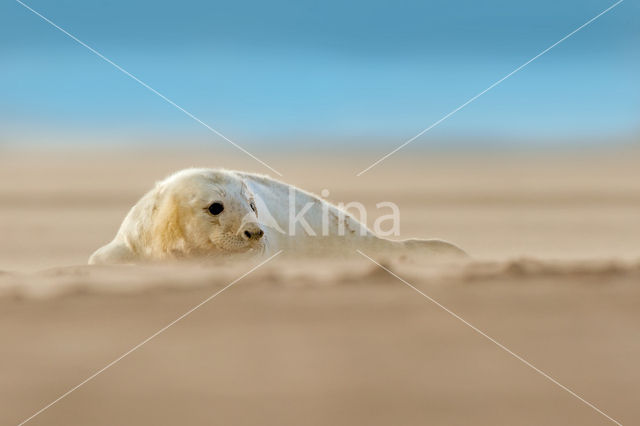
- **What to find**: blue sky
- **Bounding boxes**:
[1,0,638,149]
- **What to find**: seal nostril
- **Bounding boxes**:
[244,230,252,239]
[257,229,264,238]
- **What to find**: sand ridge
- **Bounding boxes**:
[1,256,638,300]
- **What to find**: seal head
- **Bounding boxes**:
[89,169,264,264]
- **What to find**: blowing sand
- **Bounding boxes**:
[1,148,639,425]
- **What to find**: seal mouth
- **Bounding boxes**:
[246,238,266,254]
[211,235,265,254]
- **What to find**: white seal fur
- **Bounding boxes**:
[89,168,466,264]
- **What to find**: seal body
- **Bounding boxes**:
[89,169,465,264]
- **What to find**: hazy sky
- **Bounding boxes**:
[1,0,638,148]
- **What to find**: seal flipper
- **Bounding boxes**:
[88,241,136,265]
[400,238,468,259]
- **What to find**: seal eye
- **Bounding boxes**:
[250,201,256,213]
[208,202,224,215]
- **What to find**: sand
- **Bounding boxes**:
[1,148,639,425]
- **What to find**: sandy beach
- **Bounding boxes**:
[1,148,639,425]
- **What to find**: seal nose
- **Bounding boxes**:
[241,224,264,241]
